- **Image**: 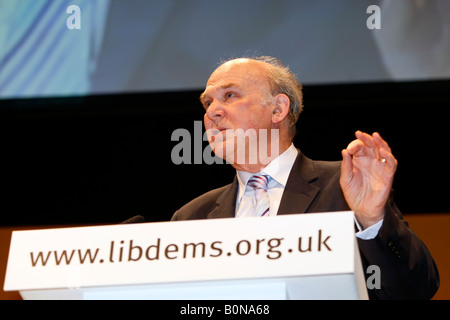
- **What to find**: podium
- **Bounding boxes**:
[4,211,368,300]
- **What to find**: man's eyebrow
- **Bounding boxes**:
[199,91,207,104]
[199,83,242,104]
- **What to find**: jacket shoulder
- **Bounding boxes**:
[299,152,342,186]
[171,184,231,221]
[311,158,342,178]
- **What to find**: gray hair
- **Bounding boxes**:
[219,56,304,139]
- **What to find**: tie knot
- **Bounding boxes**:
[247,174,270,191]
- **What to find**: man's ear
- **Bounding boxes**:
[271,93,290,124]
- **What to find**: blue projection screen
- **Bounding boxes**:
[1,0,449,99]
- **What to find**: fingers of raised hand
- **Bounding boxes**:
[352,131,392,159]
[344,131,398,170]
[378,146,398,170]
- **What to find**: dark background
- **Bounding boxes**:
[1,79,449,226]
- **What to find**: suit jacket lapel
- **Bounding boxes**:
[207,176,238,219]
[277,151,320,215]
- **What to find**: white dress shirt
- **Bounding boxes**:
[234,144,383,240]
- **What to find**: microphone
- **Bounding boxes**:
[120,215,145,224]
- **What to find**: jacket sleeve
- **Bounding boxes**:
[357,196,440,299]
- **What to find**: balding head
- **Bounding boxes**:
[211,56,304,139]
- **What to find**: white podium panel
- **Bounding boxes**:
[4,211,368,300]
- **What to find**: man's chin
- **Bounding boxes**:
[210,144,231,163]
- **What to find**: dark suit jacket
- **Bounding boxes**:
[172,151,439,299]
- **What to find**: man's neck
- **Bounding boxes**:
[230,141,292,173]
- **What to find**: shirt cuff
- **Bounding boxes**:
[354,217,383,240]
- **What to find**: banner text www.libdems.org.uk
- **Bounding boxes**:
[29,230,332,267]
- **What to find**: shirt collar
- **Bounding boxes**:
[236,144,298,200]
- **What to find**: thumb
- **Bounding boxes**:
[340,149,353,187]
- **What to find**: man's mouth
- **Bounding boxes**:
[207,127,232,143]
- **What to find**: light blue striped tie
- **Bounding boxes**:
[247,174,270,217]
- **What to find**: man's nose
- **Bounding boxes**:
[205,101,225,123]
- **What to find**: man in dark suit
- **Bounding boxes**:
[171,56,439,299]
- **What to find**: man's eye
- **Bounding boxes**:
[225,92,234,99]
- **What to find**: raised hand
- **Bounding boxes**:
[340,131,398,229]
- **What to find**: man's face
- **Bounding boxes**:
[200,59,276,166]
